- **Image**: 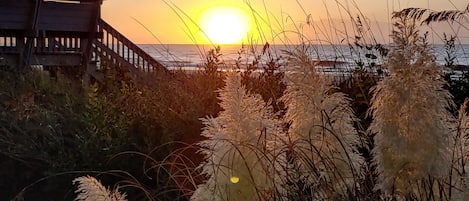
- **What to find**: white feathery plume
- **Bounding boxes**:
[452,99,469,200]
[73,175,127,201]
[192,72,284,201]
[369,18,452,197]
[282,49,363,199]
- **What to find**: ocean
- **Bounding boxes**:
[139,44,469,71]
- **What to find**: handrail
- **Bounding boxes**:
[0,35,83,53]
[96,19,166,73]
[0,18,168,79]
[92,39,143,78]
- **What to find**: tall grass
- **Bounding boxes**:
[74,175,127,201]
[280,47,363,200]
[188,3,469,201]
[6,1,469,201]
[369,15,453,200]
[192,73,283,201]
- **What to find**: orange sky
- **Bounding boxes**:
[101,0,468,44]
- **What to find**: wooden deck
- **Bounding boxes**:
[0,0,166,81]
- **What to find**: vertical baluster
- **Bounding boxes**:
[116,40,120,56]
[47,37,52,52]
[106,31,109,48]
[45,38,48,52]
[127,45,130,62]
[62,37,65,50]
[122,42,125,60]
[137,56,140,70]
[111,36,114,51]
[61,37,64,51]
[74,38,79,49]
[121,42,124,59]
[61,37,65,51]
[119,41,125,58]
[66,37,70,50]
[45,37,49,51]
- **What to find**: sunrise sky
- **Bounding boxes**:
[101,0,468,44]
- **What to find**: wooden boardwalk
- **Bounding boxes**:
[0,0,166,81]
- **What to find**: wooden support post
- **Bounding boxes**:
[82,0,102,87]
[16,36,25,69]
[23,0,41,69]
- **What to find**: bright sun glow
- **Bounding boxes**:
[199,6,251,44]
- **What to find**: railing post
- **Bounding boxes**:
[91,19,167,83]
[83,0,102,87]
[23,0,42,69]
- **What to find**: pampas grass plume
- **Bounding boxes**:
[73,176,127,201]
[192,72,283,201]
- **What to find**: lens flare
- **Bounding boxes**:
[230,176,240,184]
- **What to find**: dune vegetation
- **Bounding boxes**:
[1,2,469,201]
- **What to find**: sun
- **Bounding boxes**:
[199,6,251,44]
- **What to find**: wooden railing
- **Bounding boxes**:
[94,19,166,73]
[1,17,167,78]
[0,35,19,53]
[0,36,82,52]
[33,36,83,53]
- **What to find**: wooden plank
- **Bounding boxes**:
[41,1,95,15]
[0,0,100,31]
[0,46,19,53]
[0,2,33,30]
[40,6,94,18]
[0,0,31,7]
[41,31,101,38]
[37,1,95,32]
[39,22,91,32]
[0,9,31,16]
